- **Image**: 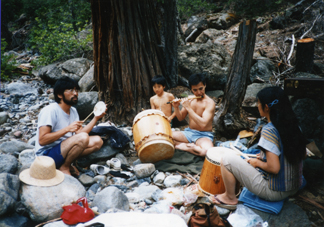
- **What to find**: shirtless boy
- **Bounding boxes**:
[150,75,176,123]
[172,74,215,156]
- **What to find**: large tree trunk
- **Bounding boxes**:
[213,20,257,138]
[90,0,177,125]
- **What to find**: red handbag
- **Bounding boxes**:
[60,197,95,225]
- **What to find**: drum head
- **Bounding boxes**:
[133,109,165,125]
[138,140,174,163]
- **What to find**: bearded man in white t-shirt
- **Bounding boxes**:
[35,76,106,175]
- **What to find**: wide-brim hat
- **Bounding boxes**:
[19,156,65,187]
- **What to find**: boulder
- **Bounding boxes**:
[0,173,20,216]
[6,82,38,96]
[20,175,86,223]
[74,91,99,120]
[60,58,93,78]
[178,42,231,90]
[77,143,120,167]
[0,154,18,174]
[242,83,272,108]
[78,65,96,92]
[37,58,93,85]
[18,149,36,167]
[250,59,276,83]
[92,186,129,213]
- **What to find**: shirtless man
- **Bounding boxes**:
[150,75,176,123]
[172,74,215,156]
[35,76,106,175]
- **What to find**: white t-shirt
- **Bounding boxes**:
[35,103,79,155]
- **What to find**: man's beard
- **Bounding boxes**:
[63,94,78,106]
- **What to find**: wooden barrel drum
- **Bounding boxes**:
[132,109,174,163]
[199,147,239,195]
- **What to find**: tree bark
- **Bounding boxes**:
[213,20,257,138]
[90,0,177,125]
[295,38,315,73]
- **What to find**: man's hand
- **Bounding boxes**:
[181,98,191,110]
[172,98,181,108]
[94,106,107,120]
[67,121,83,133]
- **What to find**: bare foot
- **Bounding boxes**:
[175,143,195,151]
[59,166,71,176]
[209,193,238,205]
[186,143,195,148]
[70,165,80,177]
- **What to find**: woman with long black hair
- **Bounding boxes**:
[209,86,307,210]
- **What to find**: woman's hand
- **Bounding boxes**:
[247,158,259,168]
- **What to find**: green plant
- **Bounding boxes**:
[177,0,219,21]
[28,11,92,66]
[1,39,18,81]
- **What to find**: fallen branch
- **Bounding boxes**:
[298,195,324,210]
[287,34,295,65]
[187,172,199,184]
[303,0,321,14]
[300,14,322,40]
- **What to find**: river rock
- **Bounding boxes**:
[134,163,156,179]
[133,184,160,201]
[0,154,18,174]
[20,175,86,223]
[92,186,129,213]
[163,175,182,187]
[0,213,32,227]
[0,140,34,156]
[0,173,20,216]
[18,149,36,167]
[0,112,9,124]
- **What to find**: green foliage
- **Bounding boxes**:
[26,0,92,66]
[1,39,18,81]
[177,0,220,21]
[28,17,92,66]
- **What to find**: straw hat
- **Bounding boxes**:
[19,156,65,187]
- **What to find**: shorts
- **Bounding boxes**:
[43,142,65,169]
[182,127,214,143]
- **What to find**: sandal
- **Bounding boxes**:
[208,195,237,210]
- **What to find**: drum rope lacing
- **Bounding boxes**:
[135,132,174,151]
